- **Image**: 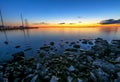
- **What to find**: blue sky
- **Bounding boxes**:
[0,0,120,26]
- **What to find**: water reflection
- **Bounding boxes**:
[0,27,120,61]
[100,27,118,34]
[22,29,31,47]
[3,31,9,44]
[99,27,120,40]
[26,29,30,38]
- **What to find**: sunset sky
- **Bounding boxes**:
[0,0,120,26]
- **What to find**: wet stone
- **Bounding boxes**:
[88,41,93,45]
[4,41,8,44]
[15,45,21,48]
[85,50,95,56]
[24,48,32,51]
[112,40,120,44]
[94,68,110,82]
[0,65,3,70]
[65,48,78,52]
[30,74,40,82]
[65,41,69,44]
[40,45,51,51]
[115,57,120,63]
[50,42,55,46]
[12,51,24,57]
[82,39,88,44]
[39,52,46,58]
[71,42,76,45]
[12,51,24,61]
[50,76,59,82]
[93,59,116,74]
[90,72,97,82]
[68,65,75,72]
[73,44,80,48]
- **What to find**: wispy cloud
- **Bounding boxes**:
[69,23,75,25]
[33,22,48,25]
[78,21,82,23]
[58,22,65,25]
[77,16,82,18]
[100,19,120,24]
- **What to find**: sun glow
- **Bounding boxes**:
[5,21,120,28]
[34,23,120,28]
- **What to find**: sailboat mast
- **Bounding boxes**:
[25,19,28,27]
[21,13,24,27]
[0,10,4,27]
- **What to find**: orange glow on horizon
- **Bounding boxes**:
[4,22,120,27]
[35,23,120,28]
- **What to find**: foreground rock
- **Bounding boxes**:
[0,38,120,82]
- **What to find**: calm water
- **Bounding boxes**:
[0,27,120,62]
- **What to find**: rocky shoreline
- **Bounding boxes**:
[0,38,120,82]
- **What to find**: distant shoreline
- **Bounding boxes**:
[0,26,39,31]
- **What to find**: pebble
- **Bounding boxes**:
[69,65,75,72]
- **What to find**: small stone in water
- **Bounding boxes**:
[24,48,32,51]
[54,49,57,51]
[88,41,93,45]
[65,48,77,52]
[40,45,50,51]
[69,65,75,72]
[71,42,75,45]
[12,51,24,57]
[73,44,80,48]
[50,42,55,46]
[50,48,54,50]
[82,40,88,44]
[15,45,20,48]
[4,41,8,44]
[65,41,69,44]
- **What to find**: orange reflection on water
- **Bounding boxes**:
[34,26,100,37]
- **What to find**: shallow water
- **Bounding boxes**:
[0,27,120,62]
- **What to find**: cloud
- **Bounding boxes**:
[58,22,65,25]
[100,19,120,24]
[69,23,75,24]
[77,16,85,19]
[78,21,82,23]
[77,16,82,18]
[33,22,48,25]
